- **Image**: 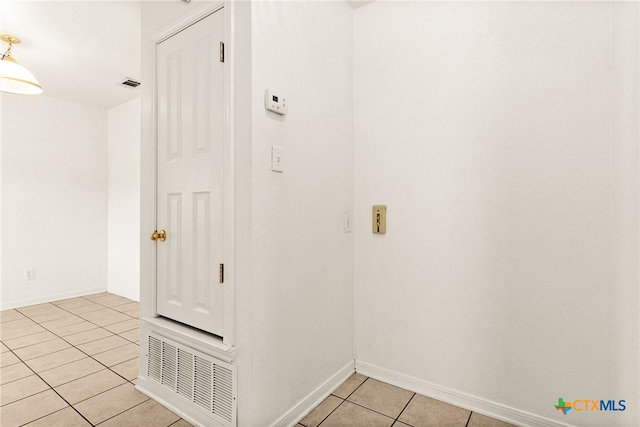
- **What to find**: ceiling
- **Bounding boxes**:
[345,0,375,9]
[0,0,374,110]
[0,1,141,109]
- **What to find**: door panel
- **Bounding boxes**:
[156,9,224,336]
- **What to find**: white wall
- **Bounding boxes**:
[107,98,141,301]
[138,2,638,426]
[1,94,108,309]
[354,2,638,427]
[140,1,354,425]
[611,3,640,421]
[243,2,354,425]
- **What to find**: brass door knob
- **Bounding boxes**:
[151,230,167,242]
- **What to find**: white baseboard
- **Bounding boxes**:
[269,360,355,427]
[355,361,575,427]
[0,286,106,310]
[106,286,140,302]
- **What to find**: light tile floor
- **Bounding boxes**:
[2,293,517,427]
[298,374,518,427]
[0,292,191,427]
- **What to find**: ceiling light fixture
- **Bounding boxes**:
[0,33,43,95]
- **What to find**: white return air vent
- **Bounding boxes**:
[146,333,236,427]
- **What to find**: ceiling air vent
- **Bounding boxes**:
[120,78,141,88]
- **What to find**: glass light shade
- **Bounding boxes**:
[0,56,42,95]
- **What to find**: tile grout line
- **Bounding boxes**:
[394,392,416,426]
[342,399,403,424]
[18,407,93,427]
[91,396,152,426]
[0,319,48,342]
[308,377,366,427]
[315,396,344,427]
[3,294,190,426]
[7,354,177,427]
[4,294,142,426]
[5,344,96,427]
[465,410,473,427]
[37,296,139,340]
[26,306,140,387]
[2,297,138,345]
[3,339,139,384]
[63,380,133,407]
[331,377,417,426]
[344,376,369,400]
[316,377,371,427]
[2,332,65,350]
[0,347,47,397]
[12,327,133,386]
[11,300,138,342]
[8,297,139,382]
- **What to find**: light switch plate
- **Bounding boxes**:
[343,212,352,233]
[271,145,283,172]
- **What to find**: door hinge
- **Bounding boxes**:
[219,41,225,63]
[218,263,224,284]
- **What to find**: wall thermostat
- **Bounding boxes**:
[265,89,287,115]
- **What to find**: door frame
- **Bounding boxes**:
[140,1,236,351]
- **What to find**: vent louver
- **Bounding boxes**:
[146,334,236,426]
[177,348,194,400]
[148,336,162,382]
[120,78,141,88]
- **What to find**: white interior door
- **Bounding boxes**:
[155,9,225,336]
